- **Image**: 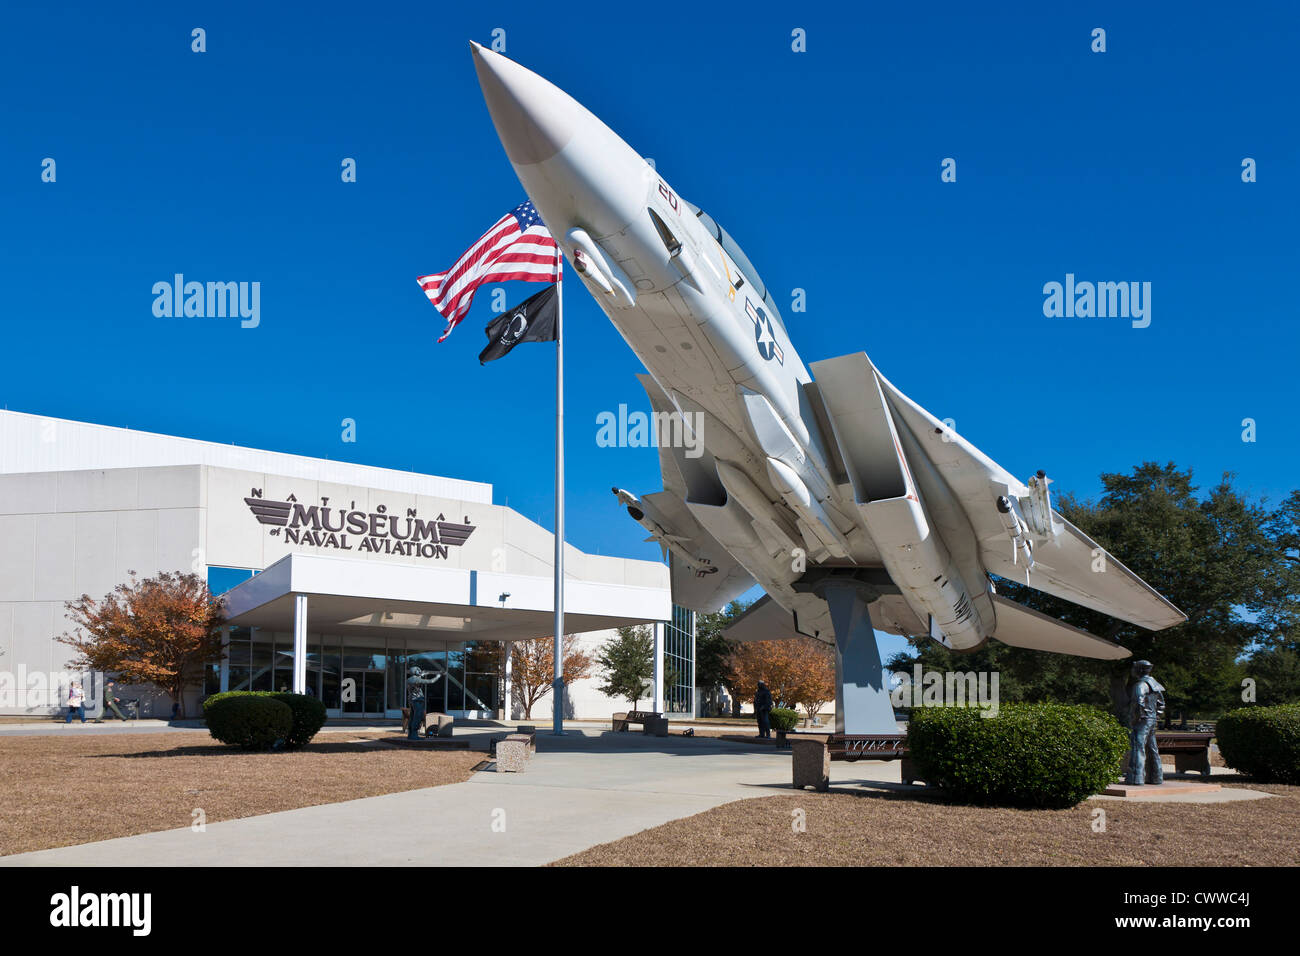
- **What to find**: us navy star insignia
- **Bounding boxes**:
[745,298,784,364]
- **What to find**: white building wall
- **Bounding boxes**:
[0,465,209,715]
[0,448,671,716]
[0,409,491,504]
[517,627,668,722]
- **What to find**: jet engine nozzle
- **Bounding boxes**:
[611,487,647,522]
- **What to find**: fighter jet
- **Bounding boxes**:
[468,43,1187,733]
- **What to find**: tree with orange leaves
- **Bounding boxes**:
[510,635,594,719]
[728,638,835,726]
[789,639,836,726]
[58,571,226,718]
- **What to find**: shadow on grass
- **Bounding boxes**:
[86,739,413,759]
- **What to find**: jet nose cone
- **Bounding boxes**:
[471,43,576,166]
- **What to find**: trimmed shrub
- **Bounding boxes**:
[907,702,1128,808]
[203,691,325,749]
[205,695,292,751]
[769,707,800,732]
[269,693,327,748]
[1216,704,1300,784]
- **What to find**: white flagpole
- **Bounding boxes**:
[552,262,565,736]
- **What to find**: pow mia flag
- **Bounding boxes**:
[478,284,559,364]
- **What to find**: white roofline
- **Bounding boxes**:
[0,408,492,504]
[223,551,672,629]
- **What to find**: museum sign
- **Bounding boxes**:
[243,489,475,560]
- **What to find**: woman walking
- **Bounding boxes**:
[65,680,87,724]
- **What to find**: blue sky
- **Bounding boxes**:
[3,3,1297,660]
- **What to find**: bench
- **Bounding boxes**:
[612,710,668,736]
[1122,732,1214,777]
[490,727,536,756]
[792,735,919,791]
[496,734,533,773]
[400,708,454,738]
[794,731,1216,792]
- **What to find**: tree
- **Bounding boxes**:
[509,635,593,719]
[59,570,226,718]
[728,637,834,723]
[888,463,1300,723]
[694,600,747,716]
[1243,646,1300,705]
[597,625,656,709]
[789,639,835,726]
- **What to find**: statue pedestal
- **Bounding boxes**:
[1102,780,1222,799]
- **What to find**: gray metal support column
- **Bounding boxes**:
[292,594,309,695]
[822,582,897,735]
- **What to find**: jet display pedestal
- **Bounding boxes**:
[821,581,899,735]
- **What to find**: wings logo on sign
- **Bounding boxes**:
[243,490,475,560]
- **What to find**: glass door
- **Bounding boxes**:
[341,668,386,716]
[341,644,387,717]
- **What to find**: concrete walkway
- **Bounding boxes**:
[1,728,1267,866]
[2,729,896,867]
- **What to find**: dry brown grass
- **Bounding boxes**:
[0,731,481,856]
[553,780,1300,867]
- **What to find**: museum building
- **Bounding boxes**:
[0,409,693,720]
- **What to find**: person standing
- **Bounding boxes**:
[65,681,86,724]
[754,680,773,739]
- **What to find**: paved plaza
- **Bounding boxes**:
[0,724,1264,866]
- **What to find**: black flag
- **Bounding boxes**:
[478,284,559,364]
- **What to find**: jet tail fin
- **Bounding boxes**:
[992,594,1131,660]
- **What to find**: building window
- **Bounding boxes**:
[463,641,502,714]
[226,628,253,692]
[663,605,696,715]
[203,660,222,697]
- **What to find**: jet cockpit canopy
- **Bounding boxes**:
[686,202,787,334]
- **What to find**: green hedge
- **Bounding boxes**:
[907,702,1128,808]
[769,707,800,732]
[205,695,292,750]
[1216,704,1300,784]
[203,691,326,749]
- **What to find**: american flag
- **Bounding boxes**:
[418,200,561,343]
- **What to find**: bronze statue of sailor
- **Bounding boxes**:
[1125,660,1166,785]
[406,665,442,740]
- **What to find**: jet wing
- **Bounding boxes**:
[991,594,1131,660]
[640,491,756,612]
[722,592,920,645]
[638,373,693,502]
[723,594,808,642]
[982,512,1186,631]
[816,352,1186,632]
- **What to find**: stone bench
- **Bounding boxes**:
[794,732,1216,792]
[400,708,454,738]
[1121,732,1214,777]
[490,727,536,756]
[496,734,533,773]
[612,710,667,736]
[792,735,919,792]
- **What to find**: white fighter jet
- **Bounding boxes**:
[469,43,1186,732]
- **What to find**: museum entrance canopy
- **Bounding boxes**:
[223,552,672,645]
